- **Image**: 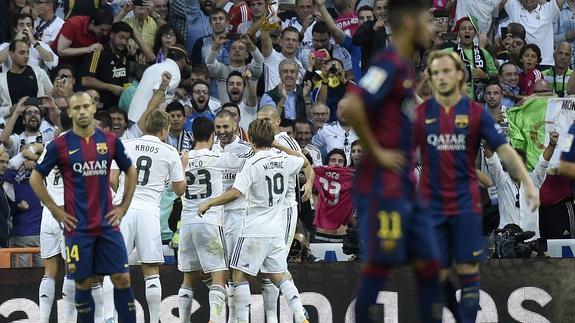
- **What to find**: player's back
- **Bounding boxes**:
[351,47,418,199]
[233,149,304,238]
[274,132,302,207]
[114,135,183,212]
[415,96,507,215]
[182,148,243,225]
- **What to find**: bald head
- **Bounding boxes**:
[256,105,282,133]
[554,42,572,71]
[533,79,552,93]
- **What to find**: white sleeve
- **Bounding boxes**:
[286,155,304,176]
[169,151,186,182]
[38,42,59,69]
[485,153,511,188]
[232,163,252,195]
[504,0,519,17]
[529,155,549,188]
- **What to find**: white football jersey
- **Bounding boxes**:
[45,167,64,206]
[212,136,252,211]
[233,149,304,237]
[274,132,302,207]
[181,148,244,226]
[113,135,185,212]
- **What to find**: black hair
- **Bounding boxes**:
[357,5,374,14]
[95,110,112,129]
[90,8,114,26]
[221,103,241,118]
[13,13,34,28]
[325,148,347,166]
[9,38,28,52]
[498,61,518,75]
[167,44,189,62]
[111,21,133,36]
[192,117,215,142]
[485,78,502,91]
[153,23,184,54]
[226,70,245,86]
[166,101,185,115]
[520,43,542,67]
[107,106,128,123]
[312,21,330,35]
[387,0,429,31]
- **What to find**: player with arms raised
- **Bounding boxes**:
[414,51,539,322]
[111,109,188,323]
[340,0,444,321]
[197,119,314,323]
[30,91,138,323]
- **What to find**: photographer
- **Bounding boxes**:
[314,57,350,121]
[484,131,558,240]
[0,13,58,71]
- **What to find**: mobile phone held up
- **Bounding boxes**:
[312,50,327,59]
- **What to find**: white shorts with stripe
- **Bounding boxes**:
[120,208,164,264]
[285,205,298,248]
[40,207,65,259]
[178,223,228,273]
[229,236,288,276]
[223,208,244,261]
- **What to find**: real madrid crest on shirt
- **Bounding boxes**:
[96,142,108,155]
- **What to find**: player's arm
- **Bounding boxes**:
[106,165,137,225]
[272,141,315,201]
[496,144,539,210]
[110,168,120,192]
[30,170,77,230]
[197,188,242,216]
[172,151,189,197]
[137,71,172,132]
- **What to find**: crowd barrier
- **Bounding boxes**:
[0,259,574,322]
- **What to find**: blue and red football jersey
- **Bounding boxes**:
[348,46,418,199]
[561,123,575,162]
[414,97,507,215]
[35,128,133,236]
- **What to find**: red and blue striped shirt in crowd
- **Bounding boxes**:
[348,46,418,200]
[414,96,507,216]
[35,129,133,236]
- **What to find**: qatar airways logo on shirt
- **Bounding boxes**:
[72,160,108,176]
[427,133,466,151]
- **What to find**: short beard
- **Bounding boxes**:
[192,100,208,113]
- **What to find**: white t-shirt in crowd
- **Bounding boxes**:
[128,58,181,122]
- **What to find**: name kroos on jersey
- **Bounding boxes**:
[427,133,466,151]
[72,160,108,176]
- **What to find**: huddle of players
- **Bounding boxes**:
[33,92,314,322]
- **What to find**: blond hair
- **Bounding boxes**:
[426,50,468,94]
[145,110,171,134]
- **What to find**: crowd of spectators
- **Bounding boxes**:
[1,0,575,264]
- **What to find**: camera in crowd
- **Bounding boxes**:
[328,64,339,75]
[489,223,537,258]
